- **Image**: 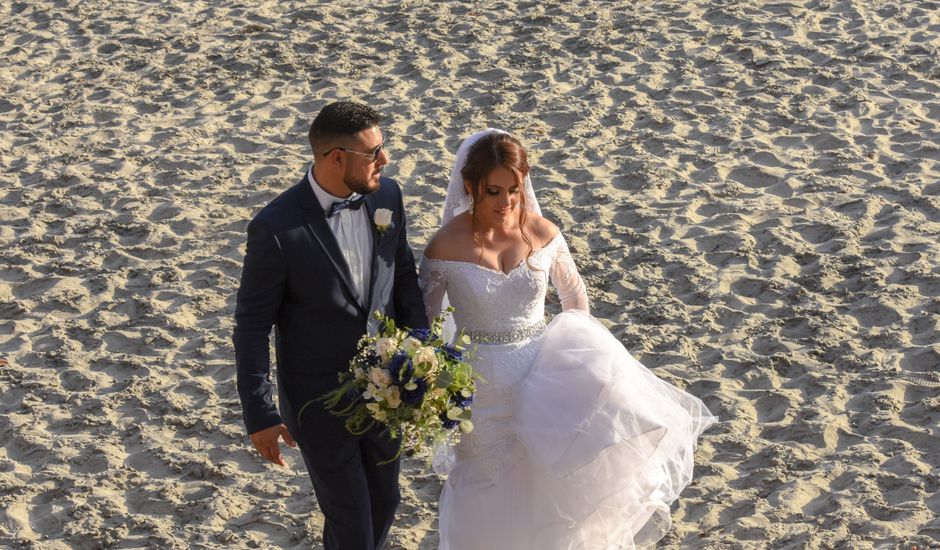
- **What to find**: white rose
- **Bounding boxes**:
[384,386,401,409]
[400,337,422,354]
[375,337,398,359]
[413,346,439,369]
[370,367,392,388]
[374,208,393,229]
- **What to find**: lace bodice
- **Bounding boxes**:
[418,233,589,334]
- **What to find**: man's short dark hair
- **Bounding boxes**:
[308,101,382,157]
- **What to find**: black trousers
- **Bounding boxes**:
[297,428,401,550]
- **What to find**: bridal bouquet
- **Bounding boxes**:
[303,308,477,460]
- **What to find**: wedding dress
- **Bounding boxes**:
[419,234,717,550]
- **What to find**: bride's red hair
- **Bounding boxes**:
[460,133,536,265]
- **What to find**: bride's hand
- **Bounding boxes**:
[249,423,297,467]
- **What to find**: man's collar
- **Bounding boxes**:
[307,165,359,213]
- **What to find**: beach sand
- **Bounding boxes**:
[1,1,938,548]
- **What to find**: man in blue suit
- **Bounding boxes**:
[233,101,428,549]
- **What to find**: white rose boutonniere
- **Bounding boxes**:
[374,208,393,235]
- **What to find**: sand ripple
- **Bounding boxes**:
[2,0,938,548]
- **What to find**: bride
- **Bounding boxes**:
[418,129,717,549]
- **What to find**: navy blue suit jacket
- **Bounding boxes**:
[233,170,428,441]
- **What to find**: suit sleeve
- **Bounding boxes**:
[233,217,286,434]
[392,192,430,330]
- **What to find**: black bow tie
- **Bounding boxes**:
[327,195,366,218]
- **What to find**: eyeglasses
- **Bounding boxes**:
[323,142,384,163]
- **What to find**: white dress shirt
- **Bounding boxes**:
[308,166,373,307]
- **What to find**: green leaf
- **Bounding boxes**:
[434,371,453,388]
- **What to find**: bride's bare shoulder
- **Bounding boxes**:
[424,214,473,261]
[526,214,561,247]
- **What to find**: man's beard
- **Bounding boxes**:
[344,169,381,195]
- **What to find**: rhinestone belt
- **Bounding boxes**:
[465,320,547,345]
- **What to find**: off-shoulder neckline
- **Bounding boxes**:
[422,232,561,277]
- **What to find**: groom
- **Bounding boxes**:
[233,101,428,549]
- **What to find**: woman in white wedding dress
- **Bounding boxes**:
[418,129,717,550]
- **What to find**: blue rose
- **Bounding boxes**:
[441,345,463,361]
[388,351,413,384]
[439,412,460,430]
[401,377,428,406]
[408,327,431,342]
[451,393,473,409]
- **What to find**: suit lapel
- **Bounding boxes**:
[364,191,381,312]
[298,172,367,317]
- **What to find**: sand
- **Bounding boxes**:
[1,0,939,548]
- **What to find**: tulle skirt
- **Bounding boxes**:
[436,311,717,550]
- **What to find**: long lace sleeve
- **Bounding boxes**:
[550,236,589,312]
[418,258,448,323]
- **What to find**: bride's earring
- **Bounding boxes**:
[465,184,474,211]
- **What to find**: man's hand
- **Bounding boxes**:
[249,424,297,467]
